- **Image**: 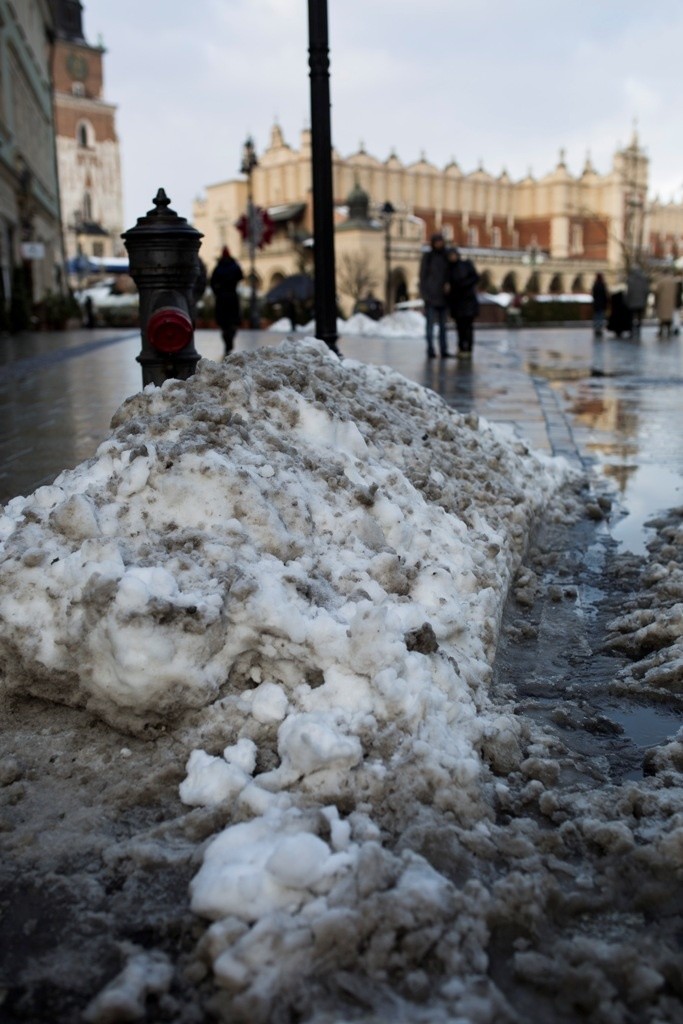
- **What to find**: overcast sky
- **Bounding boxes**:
[85,0,683,229]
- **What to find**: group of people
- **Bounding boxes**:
[419,232,480,359]
[206,236,483,361]
[592,266,682,340]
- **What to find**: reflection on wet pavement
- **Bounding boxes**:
[609,704,682,750]
[609,463,683,554]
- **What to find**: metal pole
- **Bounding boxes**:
[308,0,339,354]
[247,178,258,328]
[381,201,394,312]
[241,137,259,330]
[385,221,391,312]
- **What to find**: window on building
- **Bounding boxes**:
[441,223,453,241]
[92,242,104,257]
[571,224,583,254]
[77,123,88,147]
[491,226,502,248]
[72,82,85,97]
[82,191,92,221]
[512,229,520,249]
[467,226,479,247]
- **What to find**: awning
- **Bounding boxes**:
[76,221,109,237]
[267,202,306,223]
[67,255,130,274]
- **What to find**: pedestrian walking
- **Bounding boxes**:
[210,247,243,355]
[83,295,95,329]
[625,265,649,337]
[607,286,633,339]
[591,273,608,336]
[419,232,450,358]
[654,274,679,338]
[446,248,480,357]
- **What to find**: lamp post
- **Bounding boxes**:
[380,201,395,312]
[307,0,339,354]
[522,242,543,294]
[240,135,259,329]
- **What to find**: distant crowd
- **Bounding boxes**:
[591,267,682,340]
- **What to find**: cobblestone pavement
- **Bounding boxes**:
[1,324,682,544]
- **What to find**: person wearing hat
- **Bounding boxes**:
[419,232,451,358]
[210,247,244,355]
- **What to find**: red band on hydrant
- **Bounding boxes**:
[147,307,193,353]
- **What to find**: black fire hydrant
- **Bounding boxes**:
[122,188,203,387]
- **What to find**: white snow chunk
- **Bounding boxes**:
[223,737,257,774]
[265,833,331,888]
[250,681,289,724]
[278,713,363,775]
[83,947,173,1023]
[179,749,250,807]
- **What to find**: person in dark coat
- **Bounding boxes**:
[419,232,451,358]
[607,286,633,338]
[210,247,243,355]
[591,273,608,336]
[83,295,95,329]
[446,248,480,356]
[625,265,649,337]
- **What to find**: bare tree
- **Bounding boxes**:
[337,251,379,305]
[565,148,651,277]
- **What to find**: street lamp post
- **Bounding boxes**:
[240,136,259,329]
[380,201,395,312]
[307,0,339,354]
[522,242,543,294]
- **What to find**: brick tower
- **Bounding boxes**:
[50,0,124,269]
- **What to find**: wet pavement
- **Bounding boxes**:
[2,322,681,539]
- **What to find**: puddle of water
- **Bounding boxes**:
[608,463,683,555]
[609,705,681,749]
[577,583,605,617]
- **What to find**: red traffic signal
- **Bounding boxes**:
[235,207,275,249]
[236,213,249,240]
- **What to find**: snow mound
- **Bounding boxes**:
[270,309,425,338]
[0,339,564,740]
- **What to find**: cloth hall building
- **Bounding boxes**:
[194,123,678,314]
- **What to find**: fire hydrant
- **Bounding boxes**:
[122,188,203,387]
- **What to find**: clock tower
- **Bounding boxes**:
[50,0,124,271]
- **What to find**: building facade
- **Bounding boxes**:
[0,0,63,308]
[50,0,123,269]
[194,123,654,314]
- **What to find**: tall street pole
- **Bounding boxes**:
[241,136,259,329]
[308,0,339,354]
[381,201,395,312]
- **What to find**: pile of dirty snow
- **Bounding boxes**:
[0,338,589,1022]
